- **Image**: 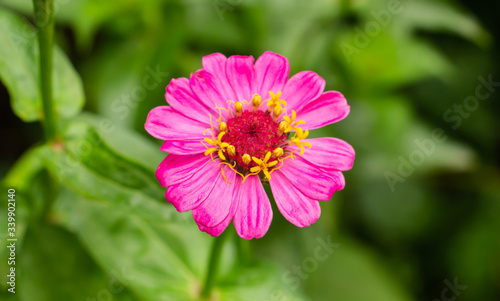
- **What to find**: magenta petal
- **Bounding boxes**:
[156,153,211,187]
[328,171,346,193]
[277,157,339,201]
[160,139,205,155]
[202,53,238,103]
[189,70,230,120]
[297,91,350,130]
[282,71,325,112]
[197,179,241,237]
[254,51,289,98]
[165,77,218,122]
[165,158,221,212]
[291,138,355,171]
[197,214,232,237]
[192,166,238,227]
[234,175,273,240]
[145,106,206,155]
[226,55,255,102]
[145,106,207,140]
[270,171,321,227]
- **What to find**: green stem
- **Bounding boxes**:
[237,236,251,264]
[33,0,57,142]
[201,232,228,299]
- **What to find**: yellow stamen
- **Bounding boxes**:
[242,154,251,165]
[272,147,284,158]
[204,131,230,160]
[219,122,227,132]
[235,101,243,116]
[278,120,287,135]
[266,91,287,113]
[251,151,278,180]
[273,105,282,120]
[282,110,306,133]
[252,94,262,111]
[289,128,311,155]
[227,145,236,156]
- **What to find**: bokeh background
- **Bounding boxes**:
[1,0,499,300]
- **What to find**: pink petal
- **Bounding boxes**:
[255,51,290,99]
[145,106,207,155]
[226,55,255,102]
[165,77,218,122]
[277,156,341,201]
[270,171,321,227]
[233,175,273,239]
[192,166,238,227]
[329,171,346,193]
[202,53,238,103]
[197,214,233,237]
[189,70,230,120]
[197,179,241,237]
[165,158,221,212]
[160,139,205,155]
[281,71,325,112]
[296,91,350,130]
[145,106,207,140]
[156,153,211,187]
[289,137,355,171]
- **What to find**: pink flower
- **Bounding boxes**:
[145,51,354,239]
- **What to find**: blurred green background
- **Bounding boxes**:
[1,0,499,300]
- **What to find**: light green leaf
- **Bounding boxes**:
[0,8,84,122]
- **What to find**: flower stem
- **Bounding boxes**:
[237,236,251,264]
[201,232,227,299]
[33,0,57,142]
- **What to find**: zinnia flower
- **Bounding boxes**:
[145,51,354,239]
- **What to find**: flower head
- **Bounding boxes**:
[145,51,354,239]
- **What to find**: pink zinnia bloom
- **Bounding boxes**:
[145,51,354,239]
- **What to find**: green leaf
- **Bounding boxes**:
[62,122,163,200]
[0,148,43,290]
[2,146,45,191]
[0,7,84,122]
[76,111,164,172]
[52,190,206,301]
[18,223,112,301]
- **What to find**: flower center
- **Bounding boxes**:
[202,91,311,181]
[223,110,287,171]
